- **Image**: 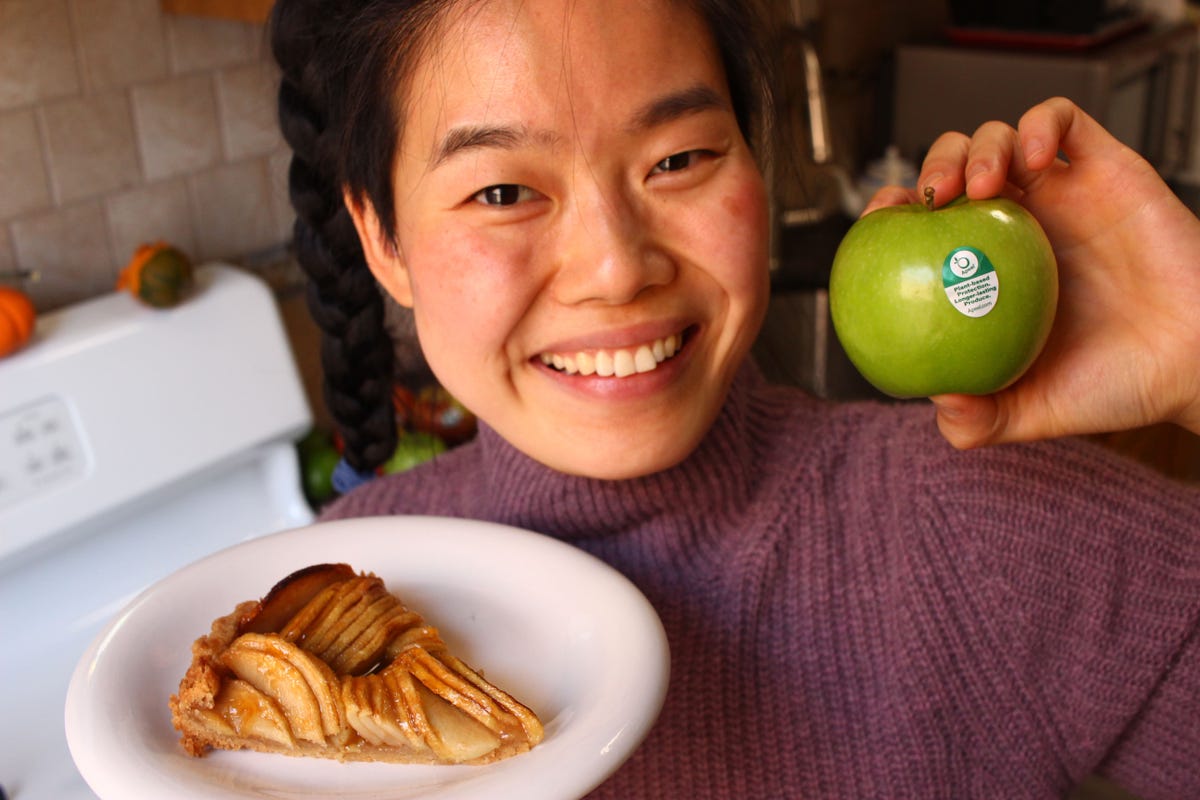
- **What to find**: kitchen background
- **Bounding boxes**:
[0,2,1195,798]
[1,0,1198,486]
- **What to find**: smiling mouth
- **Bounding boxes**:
[538,330,688,377]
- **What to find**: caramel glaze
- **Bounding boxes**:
[170,564,544,765]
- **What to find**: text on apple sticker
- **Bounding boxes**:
[942,247,998,317]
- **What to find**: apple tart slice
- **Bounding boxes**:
[169,563,544,765]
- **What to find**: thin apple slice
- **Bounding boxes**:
[238,563,356,635]
[302,578,374,654]
[221,637,326,745]
[342,675,389,746]
[211,678,297,749]
[379,667,432,750]
[330,602,422,675]
[318,593,397,665]
[343,672,421,749]
[383,622,442,662]
[414,681,501,763]
[227,632,345,738]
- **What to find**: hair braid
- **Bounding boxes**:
[271,0,397,475]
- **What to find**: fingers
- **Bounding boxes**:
[917,122,1022,203]
[1016,96,1109,170]
[920,121,1031,202]
[916,131,970,206]
[916,97,1102,205]
[962,121,1025,199]
[929,394,1006,449]
[860,185,920,216]
[931,388,1069,450]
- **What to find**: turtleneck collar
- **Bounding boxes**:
[461,360,767,543]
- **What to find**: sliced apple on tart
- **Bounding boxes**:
[169,563,544,765]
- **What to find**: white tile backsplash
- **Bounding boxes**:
[72,0,169,92]
[166,13,258,74]
[42,91,141,203]
[268,147,296,243]
[0,0,80,111]
[11,201,116,307]
[0,1,291,311]
[0,108,52,218]
[105,177,197,266]
[190,158,278,262]
[0,223,15,278]
[132,73,223,181]
[217,61,283,160]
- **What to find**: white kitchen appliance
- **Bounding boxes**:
[0,264,315,799]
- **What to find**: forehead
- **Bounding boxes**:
[401,0,727,152]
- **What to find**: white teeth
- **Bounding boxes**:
[595,351,614,377]
[613,350,636,377]
[539,332,684,378]
[577,352,596,375]
[634,345,656,373]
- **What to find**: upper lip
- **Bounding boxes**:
[534,318,693,357]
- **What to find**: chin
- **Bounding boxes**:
[530,416,714,481]
[562,449,690,481]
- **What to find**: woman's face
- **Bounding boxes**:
[353,0,769,479]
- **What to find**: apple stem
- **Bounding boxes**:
[923,185,935,211]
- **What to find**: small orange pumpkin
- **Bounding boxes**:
[0,286,36,358]
[117,242,194,308]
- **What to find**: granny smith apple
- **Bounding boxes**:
[380,430,447,475]
[829,193,1058,397]
[297,427,340,505]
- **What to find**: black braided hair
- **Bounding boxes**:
[268,0,775,477]
[270,0,399,474]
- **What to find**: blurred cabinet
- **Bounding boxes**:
[160,0,273,23]
[893,22,1198,175]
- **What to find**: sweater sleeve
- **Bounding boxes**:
[905,421,1200,797]
[1100,617,1200,798]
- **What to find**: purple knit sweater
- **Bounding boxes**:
[321,362,1200,799]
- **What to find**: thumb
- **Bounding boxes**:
[929,394,1006,449]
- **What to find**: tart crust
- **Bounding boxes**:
[169,563,544,765]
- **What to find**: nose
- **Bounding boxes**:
[551,189,675,306]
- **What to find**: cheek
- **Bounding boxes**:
[703,174,770,296]
[405,229,533,354]
[726,179,770,255]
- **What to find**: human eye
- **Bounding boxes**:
[471,183,538,206]
[649,150,713,175]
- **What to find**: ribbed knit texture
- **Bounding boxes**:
[322,362,1200,799]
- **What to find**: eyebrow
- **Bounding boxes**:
[626,84,729,132]
[431,84,730,167]
[432,124,540,167]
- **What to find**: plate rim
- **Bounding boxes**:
[65,514,670,800]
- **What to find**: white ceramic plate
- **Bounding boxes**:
[65,516,669,800]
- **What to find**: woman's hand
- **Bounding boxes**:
[864,97,1200,448]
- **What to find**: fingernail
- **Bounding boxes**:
[1023,137,1047,163]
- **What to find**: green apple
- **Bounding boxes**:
[829,193,1057,397]
[297,427,340,505]
[380,430,447,475]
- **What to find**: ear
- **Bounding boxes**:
[343,189,413,308]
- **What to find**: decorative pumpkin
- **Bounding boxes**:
[117,242,194,308]
[0,286,36,358]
